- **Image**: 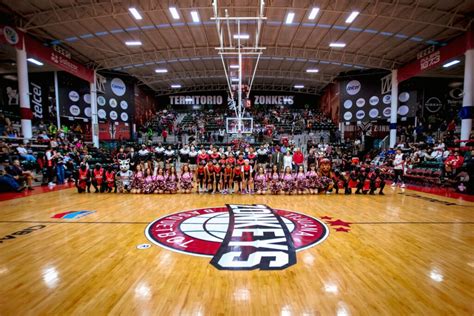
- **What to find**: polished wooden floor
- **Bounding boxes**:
[0,187,473,315]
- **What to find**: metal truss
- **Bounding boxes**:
[137,69,333,86]
[18,0,472,32]
[152,83,321,97]
[96,45,399,71]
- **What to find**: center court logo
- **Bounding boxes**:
[145,204,329,270]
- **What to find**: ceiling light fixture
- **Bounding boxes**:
[306,69,319,73]
[229,64,240,69]
[285,12,295,24]
[171,84,182,88]
[345,11,360,24]
[169,7,180,20]
[27,58,43,66]
[308,7,320,20]
[155,69,168,73]
[190,11,200,23]
[233,34,250,39]
[125,41,142,46]
[329,42,346,48]
[128,8,143,20]
[442,60,460,68]
[294,84,304,89]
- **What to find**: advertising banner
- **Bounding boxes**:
[0,73,54,123]
[339,74,417,123]
[398,30,474,82]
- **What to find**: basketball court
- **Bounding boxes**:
[1,0,474,315]
[0,188,472,314]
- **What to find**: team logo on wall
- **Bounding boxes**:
[120,100,128,110]
[356,98,365,107]
[356,110,365,120]
[399,92,410,102]
[146,204,329,270]
[69,91,80,102]
[83,94,91,104]
[69,105,80,116]
[398,105,409,116]
[382,95,391,104]
[369,96,379,106]
[369,108,379,118]
[425,97,442,113]
[343,111,352,121]
[111,78,126,96]
[109,98,117,108]
[120,112,128,121]
[343,100,352,109]
[97,96,106,106]
[109,111,118,120]
[84,107,92,118]
[383,107,391,117]
[346,80,361,95]
[3,26,19,45]
[98,109,106,119]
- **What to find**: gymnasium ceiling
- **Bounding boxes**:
[1,0,473,95]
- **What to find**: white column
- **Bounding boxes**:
[53,71,61,129]
[339,122,345,142]
[16,40,32,139]
[90,71,99,148]
[389,69,398,148]
[461,49,473,146]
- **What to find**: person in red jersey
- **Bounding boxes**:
[205,160,216,193]
[196,161,206,193]
[233,163,243,193]
[104,165,116,193]
[223,163,233,194]
[91,163,105,193]
[242,159,253,194]
[75,163,90,193]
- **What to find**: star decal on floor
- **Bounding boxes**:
[320,216,352,233]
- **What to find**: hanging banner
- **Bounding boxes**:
[398,30,474,82]
[1,25,93,82]
[25,35,94,83]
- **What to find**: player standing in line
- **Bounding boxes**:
[392,148,406,192]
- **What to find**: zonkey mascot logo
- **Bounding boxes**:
[146,204,328,270]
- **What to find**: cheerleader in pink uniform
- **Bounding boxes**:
[295,165,307,195]
[180,164,193,194]
[282,166,296,195]
[254,166,267,195]
[154,167,166,194]
[131,164,144,194]
[268,165,282,195]
[142,168,156,194]
[306,164,320,195]
[166,166,179,194]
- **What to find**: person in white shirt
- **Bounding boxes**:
[138,145,150,157]
[283,151,293,171]
[16,144,36,162]
[392,149,405,189]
